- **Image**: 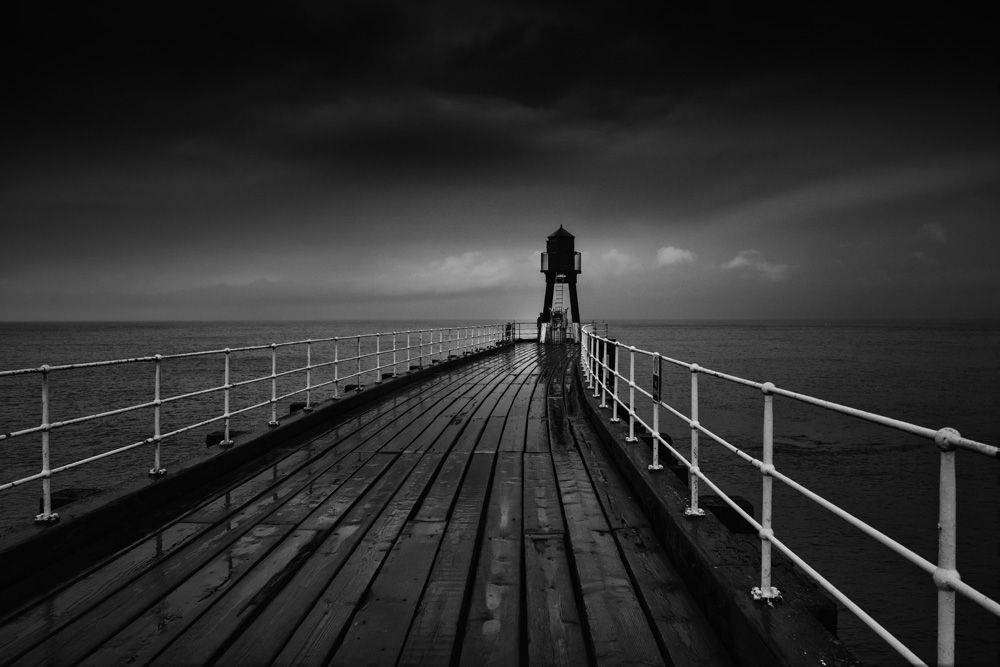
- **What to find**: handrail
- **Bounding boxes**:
[1,324,519,524]
[580,324,998,667]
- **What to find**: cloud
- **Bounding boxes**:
[916,222,946,243]
[598,249,638,276]
[407,251,518,293]
[656,246,696,265]
[722,249,789,281]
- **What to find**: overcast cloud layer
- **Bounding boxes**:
[2,1,997,321]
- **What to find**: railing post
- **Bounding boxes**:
[392,332,398,374]
[221,349,233,448]
[935,427,960,666]
[589,335,597,388]
[406,331,411,368]
[593,338,602,399]
[149,355,166,476]
[35,365,58,523]
[686,364,705,516]
[753,382,780,600]
[268,343,279,426]
[626,346,638,442]
[649,352,663,471]
[610,343,621,423]
[304,341,314,411]
[333,337,340,398]
[599,342,609,407]
[375,334,382,382]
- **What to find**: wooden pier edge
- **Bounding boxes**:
[571,359,864,667]
[0,341,516,595]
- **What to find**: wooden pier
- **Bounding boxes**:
[0,342,732,667]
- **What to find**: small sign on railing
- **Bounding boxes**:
[652,354,661,403]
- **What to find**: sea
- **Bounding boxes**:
[0,319,997,666]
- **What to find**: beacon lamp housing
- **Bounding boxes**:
[540,251,582,274]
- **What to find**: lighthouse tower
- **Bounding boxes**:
[538,225,581,343]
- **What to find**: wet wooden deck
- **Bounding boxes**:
[0,342,731,667]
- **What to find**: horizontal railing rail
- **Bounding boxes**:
[579,324,998,667]
[1,324,514,525]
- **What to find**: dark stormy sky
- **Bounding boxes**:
[2,1,997,321]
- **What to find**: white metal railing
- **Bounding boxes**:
[0,324,514,524]
[510,321,540,341]
[580,324,999,667]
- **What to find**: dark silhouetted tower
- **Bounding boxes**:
[538,225,581,342]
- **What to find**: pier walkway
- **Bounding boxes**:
[0,342,731,667]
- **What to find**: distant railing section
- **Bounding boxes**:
[511,321,540,341]
[580,324,999,667]
[0,324,516,525]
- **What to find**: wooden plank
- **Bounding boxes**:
[475,415,506,453]
[424,411,471,454]
[213,452,429,667]
[524,534,589,667]
[0,522,205,660]
[183,379,451,525]
[397,452,494,666]
[548,364,666,667]
[615,525,736,667]
[16,523,293,667]
[9,503,287,663]
[525,349,561,453]
[451,416,488,454]
[379,414,434,452]
[468,377,515,421]
[490,380,519,415]
[523,452,564,535]
[568,419,649,532]
[80,524,308,667]
[328,523,445,666]
[269,451,385,526]
[525,416,549,453]
[182,449,315,523]
[567,405,735,667]
[383,375,491,453]
[412,438,479,523]
[498,412,527,452]
[498,371,535,452]
[146,527,322,666]
[270,451,447,665]
[298,452,402,531]
[343,375,487,454]
[459,451,523,666]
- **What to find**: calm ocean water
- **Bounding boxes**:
[1,319,997,665]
